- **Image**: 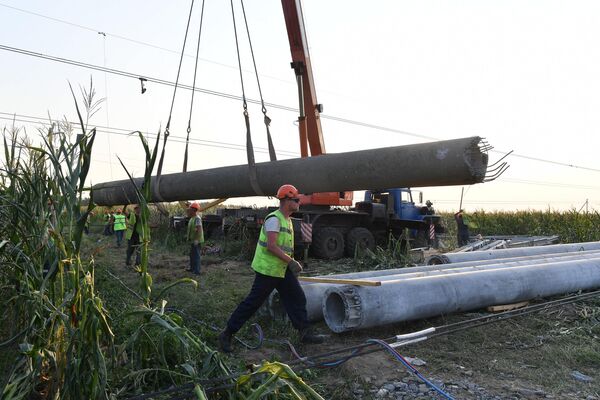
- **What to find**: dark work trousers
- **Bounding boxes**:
[189,243,201,274]
[457,228,470,247]
[227,268,308,334]
[126,233,140,266]
[115,230,124,247]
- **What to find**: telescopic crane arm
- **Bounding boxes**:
[281,0,353,206]
[281,0,325,158]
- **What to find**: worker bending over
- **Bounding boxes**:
[219,184,324,352]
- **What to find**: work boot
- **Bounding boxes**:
[218,328,233,353]
[299,328,326,344]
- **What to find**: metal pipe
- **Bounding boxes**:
[91,136,488,205]
[427,241,600,265]
[323,257,600,332]
[269,250,600,321]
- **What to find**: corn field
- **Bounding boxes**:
[440,210,600,245]
[0,85,324,399]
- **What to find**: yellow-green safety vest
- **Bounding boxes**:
[251,210,293,278]
[113,214,126,231]
[187,215,205,244]
[126,213,146,240]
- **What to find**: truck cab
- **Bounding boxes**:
[358,188,442,245]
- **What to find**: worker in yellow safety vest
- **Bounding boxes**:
[218,184,325,353]
[125,205,145,266]
[113,209,126,247]
[186,202,204,275]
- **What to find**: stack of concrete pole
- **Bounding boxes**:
[267,241,600,332]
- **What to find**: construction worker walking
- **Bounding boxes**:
[187,202,204,275]
[113,209,126,247]
[103,210,114,236]
[219,184,324,353]
[125,205,143,266]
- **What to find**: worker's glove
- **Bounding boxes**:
[193,240,199,246]
[287,259,303,275]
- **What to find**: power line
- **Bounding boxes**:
[0,1,292,85]
[5,111,600,196]
[1,43,599,174]
[0,112,300,157]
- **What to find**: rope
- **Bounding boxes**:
[240,0,276,162]
[156,0,196,198]
[230,0,264,196]
[183,0,206,173]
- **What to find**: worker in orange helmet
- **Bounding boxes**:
[219,184,325,353]
[186,202,204,275]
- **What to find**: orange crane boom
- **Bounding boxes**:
[281,0,353,206]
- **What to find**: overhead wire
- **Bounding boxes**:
[0,112,299,157]
[0,1,292,84]
[4,110,600,198]
[1,43,598,175]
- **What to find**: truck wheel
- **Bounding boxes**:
[345,227,376,256]
[312,227,345,259]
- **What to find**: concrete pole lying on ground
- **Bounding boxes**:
[91,137,488,205]
[427,241,600,265]
[268,250,600,321]
[322,257,600,332]
[304,249,600,283]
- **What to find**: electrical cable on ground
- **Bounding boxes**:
[367,338,455,399]
[122,288,600,399]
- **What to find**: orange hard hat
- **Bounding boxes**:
[276,184,299,200]
[189,202,200,210]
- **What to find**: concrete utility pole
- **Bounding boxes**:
[92,136,489,205]
[322,256,600,332]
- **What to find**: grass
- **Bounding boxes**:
[0,84,326,399]
[88,226,600,399]
[2,83,599,399]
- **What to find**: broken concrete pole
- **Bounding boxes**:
[92,136,488,205]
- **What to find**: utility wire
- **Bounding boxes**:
[0,113,299,157]
[3,111,600,195]
[1,43,599,174]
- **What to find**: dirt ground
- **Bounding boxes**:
[92,236,600,400]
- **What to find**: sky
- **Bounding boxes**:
[1,0,599,212]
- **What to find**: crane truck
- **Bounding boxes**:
[172,0,445,259]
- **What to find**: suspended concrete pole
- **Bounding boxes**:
[322,257,600,332]
[92,136,489,205]
[427,241,600,265]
